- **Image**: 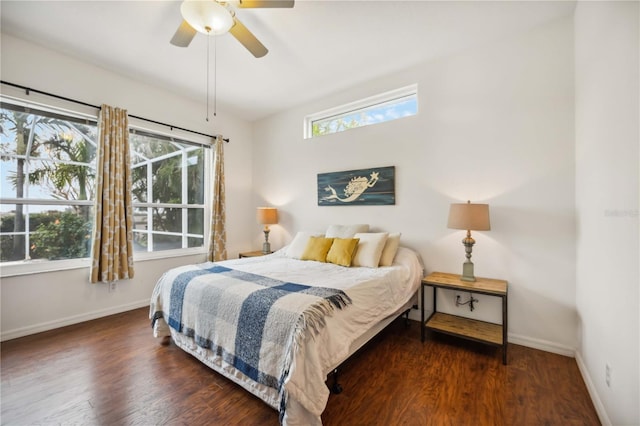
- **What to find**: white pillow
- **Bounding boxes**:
[352,232,389,268]
[286,231,323,259]
[379,232,401,266]
[325,224,369,238]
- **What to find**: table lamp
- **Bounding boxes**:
[256,207,278,254]
[447,200,491,282]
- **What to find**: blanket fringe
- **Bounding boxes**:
[278,292,352,421]
[298,293,351,343]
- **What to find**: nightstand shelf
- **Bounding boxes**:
[239,250,272,258]
[421,271,508,364]
[425,312,503,346]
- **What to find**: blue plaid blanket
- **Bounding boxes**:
[150,263,351,420]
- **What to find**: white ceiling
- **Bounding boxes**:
[0,0,575,122]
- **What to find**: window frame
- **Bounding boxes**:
[128,127,211,257]
[0,96,212,277]
[0,99,98,274]
[303,84,418,139]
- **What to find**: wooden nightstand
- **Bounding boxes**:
[238,250,272,258]
[421,271,508,364]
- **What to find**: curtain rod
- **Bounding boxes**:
[0,80,229,143]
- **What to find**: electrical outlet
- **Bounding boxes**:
[605,364,611,387]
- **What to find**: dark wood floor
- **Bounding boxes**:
[1,308,600,425]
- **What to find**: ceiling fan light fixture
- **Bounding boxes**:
[181,0,234,35]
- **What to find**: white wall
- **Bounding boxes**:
[253,17,577,353]
[2,5,636,422]
[574,2,639,425]
[0,34,255,340]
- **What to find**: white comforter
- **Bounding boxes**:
[153,246,423,425]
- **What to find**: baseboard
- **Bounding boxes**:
[411,309,576,358]
[1,299,150,342]
[6,309,578,357]
[575,351,612,426]
[509,333,611,424]
[507,332,575,357]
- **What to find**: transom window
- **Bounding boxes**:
[0,99,209,267]
[304,84,418,139]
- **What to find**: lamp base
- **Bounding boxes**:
[461,261,476,282]
[262,241,271,254]
[262,229,271,254]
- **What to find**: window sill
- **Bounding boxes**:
[0,248,207,278]
[0,258,91,278]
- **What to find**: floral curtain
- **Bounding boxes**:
[90,105,134,283]
[207,135,227,261]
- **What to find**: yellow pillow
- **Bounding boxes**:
[300,236,335,262]
[326,238,360,267]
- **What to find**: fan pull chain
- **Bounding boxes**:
[205,31,218,122]
[206,32,210,122]
[214,35,217,118]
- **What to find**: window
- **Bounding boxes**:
[0,101,97,263]
[0,98,210,268]
[304,84,418,139]
[129,131,207,253]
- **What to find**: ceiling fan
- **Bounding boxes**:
[170,0,294,58]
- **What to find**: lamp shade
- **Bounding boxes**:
[447,201,490,231]
[256,207,278,225]
[180,0,234,35]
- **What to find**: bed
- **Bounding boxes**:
[150,230,423,425]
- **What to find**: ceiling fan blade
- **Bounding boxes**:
[170,20,197,47]
[238,0,294,8]
[229,17,268,58]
